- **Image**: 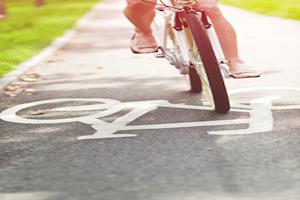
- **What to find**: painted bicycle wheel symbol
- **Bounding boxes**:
[1,87,300,140]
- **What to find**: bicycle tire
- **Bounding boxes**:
[163,21,202,93]
[189,67,202,93]
[182,11,230,113]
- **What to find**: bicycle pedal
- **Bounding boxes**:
[154,47,165,58]
[220,64,231,78]
[155,53,165,58]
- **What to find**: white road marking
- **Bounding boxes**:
[230,86,300,110]
[208,96,277,135]
[1,86,300,139]
[79,103,160,139]
[0,98,122,124]
[229,86,300,94]
[0,98,252,139]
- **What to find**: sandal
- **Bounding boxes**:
[130,33,159,54]
[228,63,261,79]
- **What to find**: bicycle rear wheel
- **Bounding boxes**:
[182,11,230,113]
[165,22,203,93]
[189,67,202,93]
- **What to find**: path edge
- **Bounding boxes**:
[0,1,102,91]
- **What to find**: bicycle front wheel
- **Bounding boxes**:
[182,11,230,113]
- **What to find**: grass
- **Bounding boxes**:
[0,0,99,77]
[220,0,300,20]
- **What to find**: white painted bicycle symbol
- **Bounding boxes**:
[1,87,300,140]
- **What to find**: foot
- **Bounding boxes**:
[130,31,159,54]
[228,60,261,78]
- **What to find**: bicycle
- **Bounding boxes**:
[147,0,230,113]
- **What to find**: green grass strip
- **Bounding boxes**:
[0,0,99,77]
[220,0,300,21]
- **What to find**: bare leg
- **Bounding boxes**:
[194,1,260,77]
[210,9,260,77]
[124,0,158,53]
[209,11,241,63]
[124,0,156,34]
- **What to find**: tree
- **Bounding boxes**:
[0,0,6,19]
[35,0,45,7]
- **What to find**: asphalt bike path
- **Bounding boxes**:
[0,0,300,199]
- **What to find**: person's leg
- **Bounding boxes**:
[124,0,158,53]
[194,0,260,77]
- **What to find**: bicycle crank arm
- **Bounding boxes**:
[156,48,189,74]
